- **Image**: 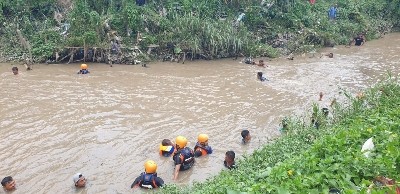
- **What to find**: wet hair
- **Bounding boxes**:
[226,151,235,160]
[161,139,172,146]
[257,72,263,78]
[12,67,18,71]
[328,53,333,58]
[259,60,264,63]
[1,176,13,186]
[241,130,250,138]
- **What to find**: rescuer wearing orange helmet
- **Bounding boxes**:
[173,136,195,180]
[77,64,90,74]
[193,134,213,157]
[131,160,164,189]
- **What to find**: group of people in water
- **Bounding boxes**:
[4,31,368,191]
[1,130,252,191]
[130,130,251,190]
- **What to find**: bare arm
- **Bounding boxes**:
[173,164,181,180]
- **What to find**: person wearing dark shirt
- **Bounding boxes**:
[352,34,365,46]
[173,136,195,180]
[194,134,213,157]
[257,72,267,82]
[224,151,236,170]
[131,160,164,189]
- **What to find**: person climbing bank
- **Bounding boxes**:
[193,134,213,157]
[172,136,195,180]
[131,160,164,189]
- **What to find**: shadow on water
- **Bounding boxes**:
[0,33,399,193]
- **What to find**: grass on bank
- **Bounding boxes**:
[158,76,400,194]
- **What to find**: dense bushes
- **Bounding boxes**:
[0,0,399,61]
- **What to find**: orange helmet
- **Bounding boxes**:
[80,64,88,70]
[198,134,209,143]
[144,160,157,173]
[175,136,188,148]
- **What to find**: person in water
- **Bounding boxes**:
[194,134,213,157]
[252,59,267,67]
[72,173,87,188]
[77,64,90,74]
[1,176,16,191]
[257,72,267,82]
[320,53,334,58]
[280,117,289,133]
[159,139,175,157]
[241,130,251,144]
[350,34,365,46]
[12,66,18,75]
[131,160,164,189]
[224,151,237,170]
[172,136,195,180]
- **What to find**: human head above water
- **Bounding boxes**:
[225,151,235,162]
[80,64,88,70]
[175,135,188,149]
[241,130,251,142]
[161,139,173,146]
[1,176,16,191]
[144,160,157,174]
[73,173,86,188]
[12,66,18,75]
[197,134,209,145]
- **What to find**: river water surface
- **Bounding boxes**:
[1,34,399,194]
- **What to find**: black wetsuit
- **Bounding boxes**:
[354,37,364,46]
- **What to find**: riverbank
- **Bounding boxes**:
[159,77,400,193]
[0,0,398,64]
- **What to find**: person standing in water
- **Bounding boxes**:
[131,160,164,189]
[193,134,213,157]
[72,173,87,188]
[350,34,365,46]
[12,66,19,75]
[1,176,16,191]
[77,64,90,74]
[241,130,251,144]
[172,136,195,180]
[224,151,237,170]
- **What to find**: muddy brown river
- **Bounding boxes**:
[1,33,399,193]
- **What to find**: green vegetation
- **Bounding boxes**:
[159,76,400,193]
[0,0,399,62]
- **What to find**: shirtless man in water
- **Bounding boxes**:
[255,60,267,67]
